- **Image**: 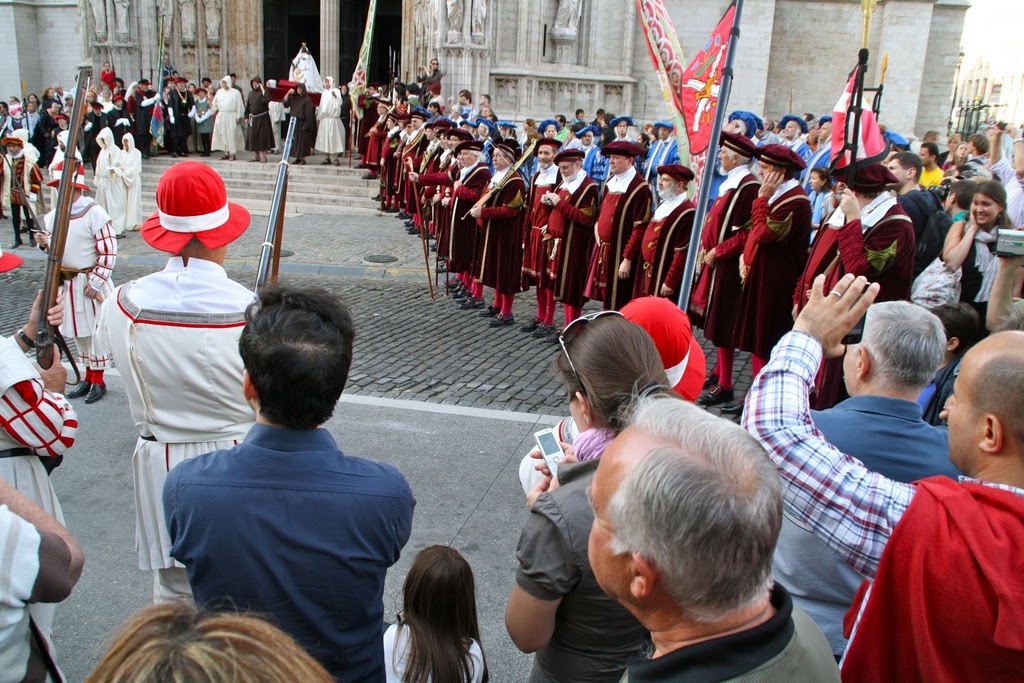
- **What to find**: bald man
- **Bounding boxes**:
[745,273,1024,680]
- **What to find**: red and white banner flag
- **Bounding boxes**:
[678,2,736,156]
[831,62,888,170]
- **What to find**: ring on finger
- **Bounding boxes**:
[828,289,843,298]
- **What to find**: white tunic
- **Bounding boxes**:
[43,197,117,356]
[0,337,75,638]
[93,257,256,570]
[210,86,245,154]
[117,135,143,230]
[315,87,346,154]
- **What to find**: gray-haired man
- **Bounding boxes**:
[588,396,839,681]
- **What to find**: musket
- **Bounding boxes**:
[35,64,91,377]
[462,139,538,219]
[255,116,298,292]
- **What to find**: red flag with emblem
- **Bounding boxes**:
[678,3,735,155]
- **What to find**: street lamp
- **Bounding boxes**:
[949,49,965,134]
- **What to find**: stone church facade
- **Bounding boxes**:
[2,0,967,137]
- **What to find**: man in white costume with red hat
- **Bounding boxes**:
[36,160,118,404]
[94,161,255,602]
[0,246,78,676]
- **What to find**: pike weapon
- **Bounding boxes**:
[405,157,435,300]
[462,139,538,219]
[34,64,91,380]
[872,52,889,116]
[255,116,298,293]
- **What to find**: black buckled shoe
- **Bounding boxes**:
[487,313,515,327]
[703,373,718,390]
[396,212,411,220]
[520,318,542,333]
[66,381,92,399]
[696,385,735,407]
[458,298,484,310]
[477,306,500,317]
[84,383,107,404]
[531,323,553,338]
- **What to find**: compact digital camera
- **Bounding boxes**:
[994,228,1024,257]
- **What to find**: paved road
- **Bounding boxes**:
[1,209,752,681]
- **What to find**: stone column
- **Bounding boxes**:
[320,0,340,81]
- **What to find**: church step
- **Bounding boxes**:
[140,177,377,198]
[140,197,381,216]
[141,156,374,181]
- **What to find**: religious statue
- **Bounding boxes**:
[471,0,486,38]
[446,0,463,36]
[178,0,196,43]
[114,0,131,40]
[91,0,108,41]
[289,44,325,93]
[158,0,172,18]
[205,0,222,43]
[553,0,583,35]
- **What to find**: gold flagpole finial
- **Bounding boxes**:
[861,0,878,49]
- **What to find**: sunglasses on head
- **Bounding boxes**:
[558,310,624,383]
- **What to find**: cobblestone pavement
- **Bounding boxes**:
[2,212,753,417]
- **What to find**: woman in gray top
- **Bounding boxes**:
[505,312,674,682]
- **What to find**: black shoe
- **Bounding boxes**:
[436,262,447,273]
[544,329,563,343]
[531,323,553,338]
[8,242,23,250]
[696,385,735,407]
[84,383,107,404]
[488,313,515,327]
[383,207,399,214]
[66,381,92,399]
[406,227,420,235]
[477,306,500,317]
[459,298,484,310]
[362,173,378,180]
[520,318,542,333]
[371,194,382,201]
[719,402,744,416]
[404,220,417,227]
[703,373,718,390]
[397,212,411,220]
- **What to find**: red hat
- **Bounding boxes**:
[53,114,69,123]
[553,148,585,164]
[1,136,23,147]
[493,139,522,161]
[657,164,695,183]
[755,144,807,171]
[46,160,91,191]
[621,296,706,402]
[832,163,899,193]
[0,246,24,274]
[720,131,758,158]
[535,137,562,153]
[447,128,473,141]
[176,77,189,84]
[454,139,484,154]
[112,94,125,103]
[600,140,646,158]
[141,161,251,254]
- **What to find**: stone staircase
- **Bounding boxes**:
[139,153,381,216]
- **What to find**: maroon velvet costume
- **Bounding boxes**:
[584,171,652,310]
[734,184,812,358]
[624,197,696,299]
[448,163,492,273]
[475,172,528,294]
[688,173,760,348]
[548,177,599,309]
[521,168,558,289]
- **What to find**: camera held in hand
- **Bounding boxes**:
[994,228,1024,257]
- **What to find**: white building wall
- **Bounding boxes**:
[0,0,85,100]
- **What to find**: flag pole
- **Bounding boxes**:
[675,0,744,312]
[845,48,869,185]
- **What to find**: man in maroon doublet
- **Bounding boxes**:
[724,144,812,414]
[544,148,599,335]
[620,164,697,300]
[690,131,760,408]
[470,139,528,327]
[520,138,563,336]
[794,163,915,408]
[448,139,492,308]
[584,140,652,311]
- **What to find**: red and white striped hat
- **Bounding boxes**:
[141,161,250,253]
[621,296,707,402]
[0,245,24,273]
[46,160,91,192]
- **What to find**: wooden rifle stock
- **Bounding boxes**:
[462,139,538,219]
[255,116,298,293]
[35,64,91,375]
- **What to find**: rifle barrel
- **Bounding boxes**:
[255,116,298,292]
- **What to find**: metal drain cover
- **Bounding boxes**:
[364,254,398,264]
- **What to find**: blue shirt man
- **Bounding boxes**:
[164,285,415,682]
[643,121,680,184]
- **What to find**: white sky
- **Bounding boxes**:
[960,0,1024,72]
